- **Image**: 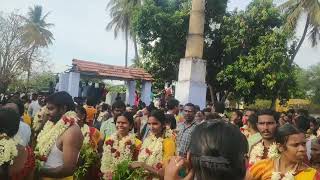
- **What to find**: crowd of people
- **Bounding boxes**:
[0,90,320,180]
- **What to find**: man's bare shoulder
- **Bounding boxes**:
[63,124,83,140]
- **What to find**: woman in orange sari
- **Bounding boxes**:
[246,123,320,180]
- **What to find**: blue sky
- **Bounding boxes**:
[1,0,319,73]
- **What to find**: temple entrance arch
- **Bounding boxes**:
[58,59,153,106]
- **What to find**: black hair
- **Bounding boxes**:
[0,108,20,180]
[310,116,319,127]
[248,114,259,132]
[165,114,177,129]
[149,109,166,126]
[184,103,195,111]
[101,103,109,112]
[294,115,310,133]
[297,109,309,117]
[86,96,96,106]
[112,100,126,110]
[166,99,179,110]
[203,108,211,113]
[75,105,87,120]
[116,111,134,126]
[257,109,278,123]
[233,110,243,128]
[234,110,243,119]
[275,123,302,146]
[206,112,221,120]
[309,116,319,135]
[7,98,24,117]
[47,91,75,111]
[214,102,225,114]
[0,108,20,137]
[190,120,248,180]
[194,105,201,112]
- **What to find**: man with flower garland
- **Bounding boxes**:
[36,91,84,180]
[248,109,279,166]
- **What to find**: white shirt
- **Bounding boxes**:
[15,121,31,147]
[28,100,41,118]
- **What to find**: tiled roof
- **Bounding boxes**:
[72,59,153,81]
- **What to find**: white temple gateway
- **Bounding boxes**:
[58,59,153,106]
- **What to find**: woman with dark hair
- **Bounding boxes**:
[100,111,141,179]
[131,110,176,179]
[247,123,320,180]
[0,108,35,180]
[164,119,248,180]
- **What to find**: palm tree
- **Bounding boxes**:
[22,5,54,90]
[106,0,140,68]
[280,0,320,62]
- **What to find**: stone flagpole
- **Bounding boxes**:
[175,0,207,109]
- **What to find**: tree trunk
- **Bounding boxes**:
[185,0,205,59]
[270,97,276,110]
[125,25,129,68]
[290,14,310,64]
[133,34,139,61]
[208,84,215,104]
[26,46,36,91]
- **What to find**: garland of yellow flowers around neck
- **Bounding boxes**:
[100,133,137,179]
[138,129,174,172]
[35,111,77,163]
[0,133,18,166]
[249,140,279,166]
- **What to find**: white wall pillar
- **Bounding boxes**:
[58,73,70,92]
[175,58,207,109]
[141,81,152,106]
[125,80,136,106]
[67,72,80,98]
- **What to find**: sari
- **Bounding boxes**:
[247,158,320,180]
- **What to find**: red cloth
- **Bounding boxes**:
[11,146,35,180]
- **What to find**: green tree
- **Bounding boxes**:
[8,71,56,92]
[280,0,320,62]
[106,0,140,67]
[296,63,320,104]
[22,5,54,90]
[218,29,296,107]
[132,0,228,89]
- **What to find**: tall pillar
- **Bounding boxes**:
[58,73,69,92]
[175,0,207,109]
[67,72,80,97]
[125,80,136,106]
[175,59,207,109]
[141,81,152,105]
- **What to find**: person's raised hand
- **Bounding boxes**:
[164,156,194,180]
